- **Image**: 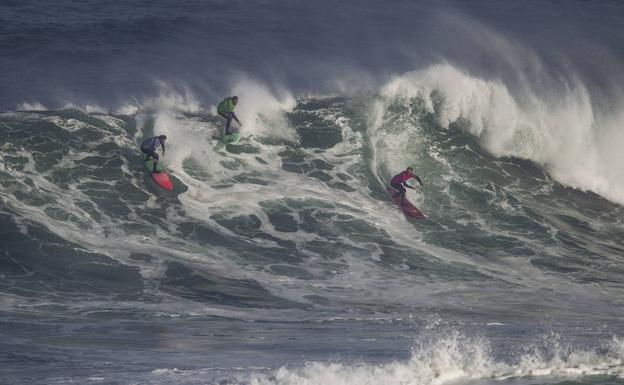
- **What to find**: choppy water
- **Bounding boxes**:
[2,1,624,384]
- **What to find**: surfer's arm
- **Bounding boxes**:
[415,176,423,186]
[161,143,165,155]
[232,111,241,124]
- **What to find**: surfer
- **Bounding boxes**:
[217,96,242,136]
[141,135,166,173]
[390,167,423,205]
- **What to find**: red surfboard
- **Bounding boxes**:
[387,187,425,219]
[145,159,173,191]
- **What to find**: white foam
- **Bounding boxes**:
[141,332,624,385]
[16,101,47,111]
[244,332,624,385]
[378,63,624,205]
[229,77,298,141]
[85,104,108,114]
[131,81,203,114]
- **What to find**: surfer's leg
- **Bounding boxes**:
[141,147,151,161]
[151,152,160,173]
[224,112,233,135]
[391,183,407,205]
[391,182,405,198]
[217,111,230,135]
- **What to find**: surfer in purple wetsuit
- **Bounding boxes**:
[391,167,423,205]
[141,135,166,173]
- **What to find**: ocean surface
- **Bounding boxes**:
[2,1,624,384]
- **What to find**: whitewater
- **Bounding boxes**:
[1,1,624,384]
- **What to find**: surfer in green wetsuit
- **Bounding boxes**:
[141,135,166,173]
[217,96,241,135]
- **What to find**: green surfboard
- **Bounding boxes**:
[220,132,241,144]
[145,158,164,173]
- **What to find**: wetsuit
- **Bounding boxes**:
[391,170,422,203]
[217,97,240,135]
[141,137,165,169]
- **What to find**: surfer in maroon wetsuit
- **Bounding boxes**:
[141,135,166,173]
[390,167,423,205]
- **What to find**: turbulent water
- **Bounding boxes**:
[2,1,624,384]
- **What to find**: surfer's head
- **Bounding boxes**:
[406,167,414,175]
[232,96,238,105]
[158,135,167,142]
